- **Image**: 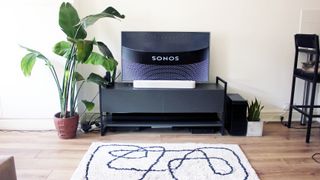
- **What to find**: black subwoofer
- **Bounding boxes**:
[225,94,248,136]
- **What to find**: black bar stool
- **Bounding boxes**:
[288,34,320,143]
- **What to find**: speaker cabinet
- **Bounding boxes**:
[225,94,248,136]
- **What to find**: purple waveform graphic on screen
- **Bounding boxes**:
[121,32,210,82]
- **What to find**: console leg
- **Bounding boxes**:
[101,127,107,136]
[100,114,105,136]
[220,126,225,135]
[100,113,111,136]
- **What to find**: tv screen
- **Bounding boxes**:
[121,31,210,81]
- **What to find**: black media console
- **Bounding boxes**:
[99,77,227,135]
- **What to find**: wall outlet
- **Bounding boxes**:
[282,103,290,112]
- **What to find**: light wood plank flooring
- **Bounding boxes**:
[0,122,320,180]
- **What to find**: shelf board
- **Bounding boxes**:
[104,121,222,128]
[102,114,223,128]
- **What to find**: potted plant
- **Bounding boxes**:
[247,98,264,136]
[20,2,124,139]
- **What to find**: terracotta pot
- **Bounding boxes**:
[54,112,79,139]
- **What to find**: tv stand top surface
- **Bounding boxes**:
[107,82,224,91]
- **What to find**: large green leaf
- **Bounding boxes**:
[84,52,117,71]
[76,40,93,63]
[97,41,113,58]
[53,41,71,57]
[59,2,87,39]
[21,53,37,76]
[74,72,84,81]
[87,73,107,86]
[80,6,125,28]
[20,46,51,76]
[103,7,126,19]
[20,45,47,60]
[81,100,95,111]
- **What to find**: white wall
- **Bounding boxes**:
[0,0,319,129]
[300,9,320,33]
[75,0,320,114]
[0,0,72,129]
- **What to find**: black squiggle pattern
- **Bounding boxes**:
[85,144,250,180]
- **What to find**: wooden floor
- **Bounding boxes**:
[1,122,320,180]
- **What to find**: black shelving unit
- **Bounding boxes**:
[99,77,227,135]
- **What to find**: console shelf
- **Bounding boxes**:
[99,77,227,135]
[102,118,223,128]
[101,113,222,128]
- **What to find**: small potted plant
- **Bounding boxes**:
[247,98,264,136]
[20,2,124,139]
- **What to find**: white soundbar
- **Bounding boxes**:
[133,80,196,89]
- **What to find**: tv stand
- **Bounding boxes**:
[99,77,227,135]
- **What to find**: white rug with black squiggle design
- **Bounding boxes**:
[71,142,259,180]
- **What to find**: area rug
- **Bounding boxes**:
[71,142,259,180]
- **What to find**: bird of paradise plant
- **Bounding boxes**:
[20,2,125,119]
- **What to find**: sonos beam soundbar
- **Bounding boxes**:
[133,80,196,89]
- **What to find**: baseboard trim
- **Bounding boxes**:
[0,118,55,130]
[261,111,301,122]
[0,111,308,130]
[260,111,318,123]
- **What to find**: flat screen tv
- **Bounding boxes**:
[121,31,210,81]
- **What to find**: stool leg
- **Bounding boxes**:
[306,81,317,143]
[301,82,310,125]
[288,77,296,128]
